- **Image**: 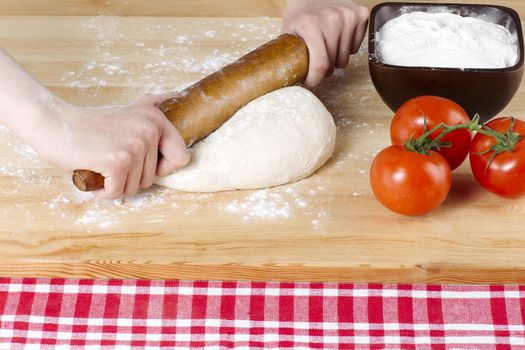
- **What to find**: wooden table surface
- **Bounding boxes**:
[1,0,525,283]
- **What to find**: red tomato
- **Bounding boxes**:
[391,96,472,170]
[469,117,525,197]
[370,145,452,215]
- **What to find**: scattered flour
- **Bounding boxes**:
[222,190,291,220]
[61,17,280,101]
[376,11,519,69]
[36,186,163,230]
[0,15,376,231]
[175,35,188,44]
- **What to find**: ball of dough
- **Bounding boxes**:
[155,86,336,192]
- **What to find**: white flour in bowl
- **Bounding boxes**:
[376,11,519,69]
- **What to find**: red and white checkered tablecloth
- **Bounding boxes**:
[0,278,524,349]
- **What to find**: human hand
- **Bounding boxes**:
[282,0,369,87]
[32,94,190,199]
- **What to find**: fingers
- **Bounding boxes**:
[134,93,165,107]
[122,112,161,196]
[336,10,356,68]
[299,26,330,88]
[139,140,159,189]
[281,2,370,87]
[123,138,149,196]
[94,141,152,199]
[320,9,343,76]
[92,106,187,199]
[157,120,191,177]
[138,116,161,189]
[351,6,369,54]
[93,175,127,199]
[134,91,180,108]
[94,152,131,199]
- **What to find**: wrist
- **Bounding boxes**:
[36,91,69,122]
[15,90,75,150]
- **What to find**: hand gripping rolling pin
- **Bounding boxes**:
[72,33,309,192]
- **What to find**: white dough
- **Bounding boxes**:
[155,86,336,192]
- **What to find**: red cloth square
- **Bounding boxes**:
[0,278,524,349]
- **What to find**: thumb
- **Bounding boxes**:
[134,91,181,108]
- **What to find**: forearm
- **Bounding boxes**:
[0,48,189,198]
[0,48,66,144]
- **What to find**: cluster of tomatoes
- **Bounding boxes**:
[370,96,525,216]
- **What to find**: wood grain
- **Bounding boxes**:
[1,0,523,17]
[0,0,287,17]
[1,0,525,283]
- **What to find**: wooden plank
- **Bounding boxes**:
[2,262,525,284]
[0,0,286,17]
[0,1,525,283]
[0,0,523,17]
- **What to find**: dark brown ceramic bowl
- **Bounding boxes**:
[369,2,524,122]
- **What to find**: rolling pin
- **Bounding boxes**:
[72,33,309,192]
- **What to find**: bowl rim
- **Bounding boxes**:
[368,1,525,73]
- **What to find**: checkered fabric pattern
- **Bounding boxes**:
[0,278,524,349]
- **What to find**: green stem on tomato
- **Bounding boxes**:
[471,117,522,149]
[470,116,523,171]
[404,114,480,155]
[403,112,523,172]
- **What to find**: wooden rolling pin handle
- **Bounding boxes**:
[72,33,309,192]
[72,170,105,192]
